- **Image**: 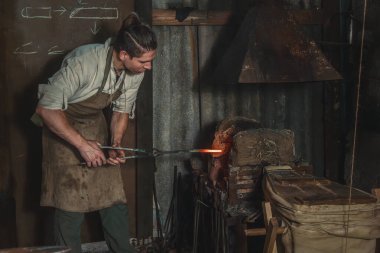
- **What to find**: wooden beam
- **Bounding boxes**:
[152,9,327,26]
[263,202,273,227]
[263,201,278,253]
[245,227,285,237]
[263,218,279,253]
[372,188,380,200]
[374,189,380,253]
[152,9,232,26]
[136,0,154,238]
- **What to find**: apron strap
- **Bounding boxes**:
[98,44,114,94]
[116,71,126,92]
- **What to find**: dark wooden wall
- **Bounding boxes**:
[0,0,138,247]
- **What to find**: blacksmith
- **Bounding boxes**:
[34,13,157,253]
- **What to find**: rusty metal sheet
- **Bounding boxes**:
[240,3,342,83]
[215,2,342,84]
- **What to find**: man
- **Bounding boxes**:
[34,13,157,253]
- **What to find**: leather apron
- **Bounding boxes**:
[40,46,127,212]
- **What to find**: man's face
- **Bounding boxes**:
[120,50,156,74]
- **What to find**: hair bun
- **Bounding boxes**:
[122,12,141,28]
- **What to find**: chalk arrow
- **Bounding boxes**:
[53,6,67,16]
[14,42,38,55]
[90,21,101,35]
[48,45,65,55]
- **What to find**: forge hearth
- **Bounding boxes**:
[206,117,297,219]
[192,117,380,252]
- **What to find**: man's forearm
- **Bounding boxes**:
[35,105,86,148]
[36,105,107,166]
[110,112,129,146]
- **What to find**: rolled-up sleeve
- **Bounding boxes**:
[37,84,67,110]
[113,73,144,118]
[37,60,83,110]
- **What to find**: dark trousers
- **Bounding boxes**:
[54,204,136,253]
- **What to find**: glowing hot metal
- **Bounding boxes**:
[190,149,223,153]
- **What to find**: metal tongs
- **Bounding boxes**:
[100,146,155,159]
[100,146,222,159]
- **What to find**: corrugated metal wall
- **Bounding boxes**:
[152,0,326,218]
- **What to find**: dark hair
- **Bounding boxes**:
[114,12,157,58]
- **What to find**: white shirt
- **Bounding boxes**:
[38,38,144,117]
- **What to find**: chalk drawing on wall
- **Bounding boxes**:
[21,7,52,19]
[13,42,38,55]
[90,21,101,35]
[13,43,67,55]
[21,6,118,20]
[53,6,67,16]
[69,7,118,19]
[21,6,67,19]
[17,4,119,55]
[48,46,65,55]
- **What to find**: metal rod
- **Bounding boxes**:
[100,145,148,153]
[78,146,222,165]
[101,146,221,156]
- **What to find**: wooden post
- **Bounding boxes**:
[245,227,285,237]
[243,201,285,252]
[262,202,278,253]
[372,188,380,253]
[371,188,380,200]
[135,0,154,238]
[263,218,279,253]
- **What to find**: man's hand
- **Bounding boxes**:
[109,112,129,166]
[107,144,126,165]
[78,140,107,167]
[35,107,107,167]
